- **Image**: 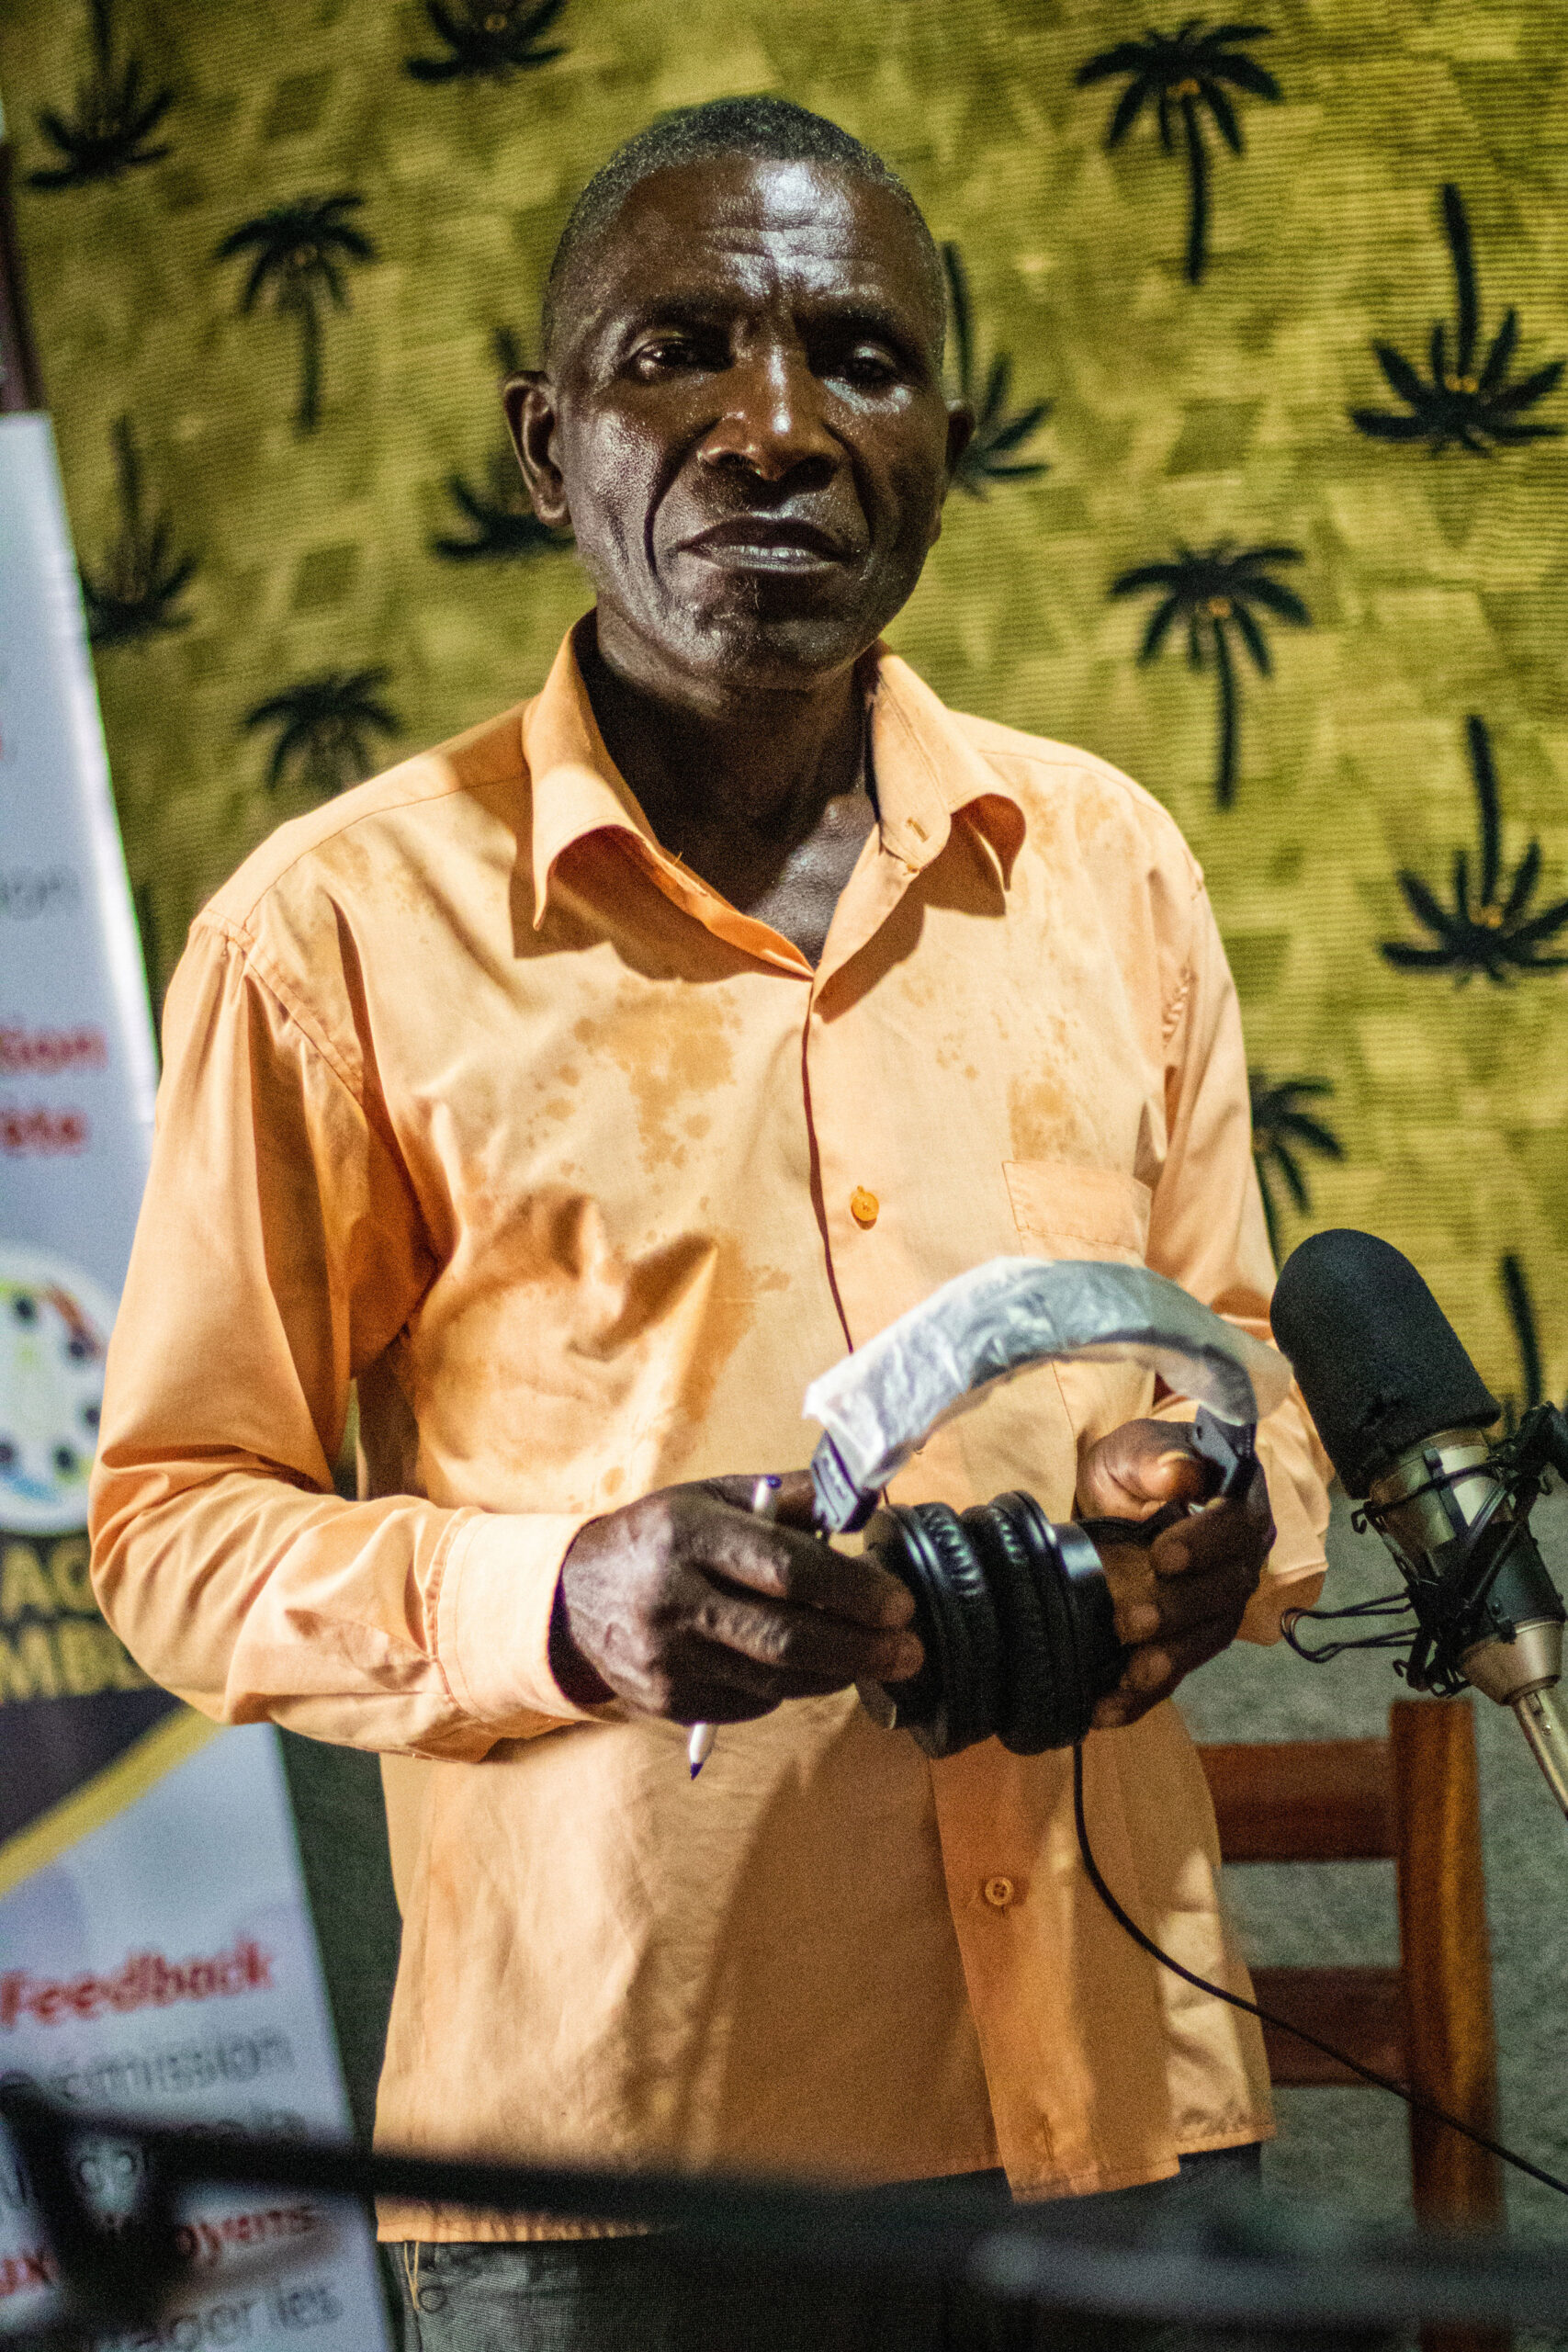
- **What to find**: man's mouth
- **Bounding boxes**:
[683,517,852,572]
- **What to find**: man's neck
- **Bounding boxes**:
[579,623,878,963]
[581,626,868,847]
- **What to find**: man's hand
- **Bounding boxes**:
[550,1472,923,1723]
[1077,1419,1275,1731]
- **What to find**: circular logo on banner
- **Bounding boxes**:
[0,1243,114,1534]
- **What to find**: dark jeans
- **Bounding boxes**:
[391,2144,1267,2352]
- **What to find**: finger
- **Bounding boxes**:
[1090,1615,1237,1728]
[684,1583,924,1688]
[1094,1542,1161,1646]
[667,1674,850,1727]
[1077,1419,1208,1519]
[1148,1495,1270,1586]
[704,1469,818,1529]
[694,1506,917,1631]
[1143,1559,1256,1643]
[1102,1545,1249,1645]
[766,1469,819,1530]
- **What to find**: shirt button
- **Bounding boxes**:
[850,1187,879,1228]
[983,1875,1016,1910]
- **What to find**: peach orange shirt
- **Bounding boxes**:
[91,625,1329,2240]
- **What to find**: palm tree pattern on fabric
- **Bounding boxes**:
[213,194,376,436]
[1381,715,1568,983]
[434,327,576,561]
[1109,540,1309,807]
[1247,1072,1343,1263]
[940,245,1051,497]
[1075,19,1280,286]
[1350,185,1564,454]
[243,670,401,797]
[1498,1252,1554,1432]
[80,416,197,647]
[28,0,174,190]
[405,0,570,83]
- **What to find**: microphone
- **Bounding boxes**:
[1272,1229,1568,1820]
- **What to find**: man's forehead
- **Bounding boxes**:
[566,156,934,317]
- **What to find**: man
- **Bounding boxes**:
[91,97,1329,2352]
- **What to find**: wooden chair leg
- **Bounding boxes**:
[1390,1697,1507,2352]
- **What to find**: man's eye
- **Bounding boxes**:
[836,349,900,389]
[630,338,713,378]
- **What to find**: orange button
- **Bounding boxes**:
[850,1187,879,1228]
[983,1875,1015,1910]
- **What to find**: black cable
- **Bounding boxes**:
[1070,1739,1568,2202]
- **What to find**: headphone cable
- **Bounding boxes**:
[1070,1738,1568,2202]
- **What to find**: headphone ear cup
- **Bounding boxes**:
[902,1503,999,1758]
[979,1494,1125,1749]
[864,1494,1122,1758]
[863,1505,948,1738]
[1012,1491,1128,1744]
[960,1498,1055,1756]
[991,1493,1088,1750]
[865,1503,998,1758]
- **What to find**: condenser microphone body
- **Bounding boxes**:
[1272,1229,1568,1815]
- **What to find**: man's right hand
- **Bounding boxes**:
[549,1471,923,1722]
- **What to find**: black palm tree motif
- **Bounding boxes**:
[1351,186,1563,456]
[28,0,174,190]
[1109,540,1309,808]
[213,194,376,435]
[1382,716,1568,984]
[243,670,400,797]
[1076,20,1280,285]
[406,0,570,83]
[1500,1252,1544,1431]
[433,327,575,561]
[80,416,197,647]
[1248,1072,1343,1262]
[1498,1252,1563,1433]
[941,246,1051,498]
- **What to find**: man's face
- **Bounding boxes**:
[509,156,969,696]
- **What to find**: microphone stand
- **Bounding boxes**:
[1510,1687,1568,1816]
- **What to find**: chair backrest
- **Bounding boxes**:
[1198,1696,1506,2352]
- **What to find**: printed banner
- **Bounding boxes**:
[0,413,389,2349]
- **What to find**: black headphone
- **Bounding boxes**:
[850,1408,1258,1759]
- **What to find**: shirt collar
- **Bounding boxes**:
[522,619,1027,935]
[866,647,1027,886]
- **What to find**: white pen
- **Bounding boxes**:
[689,1474,781,1780]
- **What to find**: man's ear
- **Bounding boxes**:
[502,371,570,530]
[926,400,975,548]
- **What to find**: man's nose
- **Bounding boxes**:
[697,348,839,484]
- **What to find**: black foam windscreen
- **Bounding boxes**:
[1271,1228,1500,1497]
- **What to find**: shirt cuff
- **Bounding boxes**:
[435,1509,623,1735]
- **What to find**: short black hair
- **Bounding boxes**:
[541,96,944,361]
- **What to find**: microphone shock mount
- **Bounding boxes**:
[1284,1401,1568,1818]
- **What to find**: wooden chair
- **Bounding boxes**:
[1199,1697,1505,2352]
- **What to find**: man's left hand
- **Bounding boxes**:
[1076,1419,1275,1730]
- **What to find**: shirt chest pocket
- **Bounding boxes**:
[1002,1159,1152,1266]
